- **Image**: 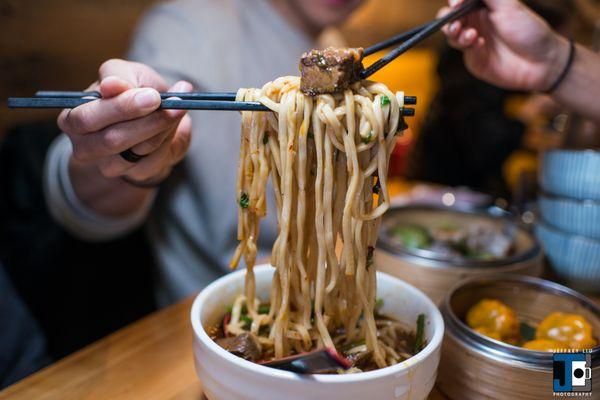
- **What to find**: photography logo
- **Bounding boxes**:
[553,353,592,394]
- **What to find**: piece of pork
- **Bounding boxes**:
[215,332,262,361]
[300,47,364,95]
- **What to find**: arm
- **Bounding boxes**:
[44,61,193,239]
[440,0,600,122]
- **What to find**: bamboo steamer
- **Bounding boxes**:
[375,206,543,305]
[438,275,600,400]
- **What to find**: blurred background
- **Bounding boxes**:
[0,0,599,389]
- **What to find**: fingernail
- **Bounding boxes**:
[135,89,160,110]
[450,21,459,33]
[466,30,476,40]
[450,0,460,6]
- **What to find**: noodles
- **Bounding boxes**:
[229,76,406,369]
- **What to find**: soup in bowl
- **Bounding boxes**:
[191,264,444,400]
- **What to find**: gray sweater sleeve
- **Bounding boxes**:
[42,4,199,241]
[43,134,155,241]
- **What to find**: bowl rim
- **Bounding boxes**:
[190,264,444,383]
[442,274,600,368]
[540,192,600,206]
[537,220,600,246]
[377,205,541,268]
[543,149,600,157]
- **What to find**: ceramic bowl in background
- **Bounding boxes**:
[539,193,600,240]
[540,149,600,200]
[191,265,444,400]
[536,222,600,293]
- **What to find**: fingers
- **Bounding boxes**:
[92,109,192,179]
[100,76,134,98]
[440,5,481,50]
[98,59,169,92]
[58,87,161,135]
[129,81,192,156]
[119,114,192,182]
[69,109,182,162]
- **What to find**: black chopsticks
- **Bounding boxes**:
[8,93,417,116]
[8,97,273,112]
[361,0,484,79]
[35,90,237,101]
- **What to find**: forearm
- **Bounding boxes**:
[549,37,600,122]
[44,135,154,240]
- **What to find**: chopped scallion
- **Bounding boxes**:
[362,131,373,144]
[239,193,250,209]
[240,315,253,329]
[381,95,390,106]
[258,305,270,314]
[414,314,426,353]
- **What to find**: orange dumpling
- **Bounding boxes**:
[536,312,597,350]
[466,299,520,343]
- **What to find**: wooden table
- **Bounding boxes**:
[0,295,448,400]
[2,288,598,399]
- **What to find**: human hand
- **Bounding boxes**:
[439,0,570,91]
[58,59,193,186]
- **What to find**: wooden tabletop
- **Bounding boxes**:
[2,287,597,399]
[0,294,448,400]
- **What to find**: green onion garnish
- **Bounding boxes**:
[414,314,426,353]
[240,315,253,329]
[362,131,373,144]
[239,193,250,209]
[381,95,390,106]
[258,305,270,314]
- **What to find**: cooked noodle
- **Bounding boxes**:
[229,76,406,369]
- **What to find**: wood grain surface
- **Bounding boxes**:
[0,295,448,400]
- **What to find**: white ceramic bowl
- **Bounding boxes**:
[191,264,444,400]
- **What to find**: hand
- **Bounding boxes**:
[58,59,193,186]
[439,0,570,91]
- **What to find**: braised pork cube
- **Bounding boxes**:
[300,47,364,95]
[215,332,262,361]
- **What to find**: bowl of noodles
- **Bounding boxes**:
[191,264,444,400]
[191,51,443,399]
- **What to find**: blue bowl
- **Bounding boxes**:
[540,150,600,200]
[539,194,600,240]
[536,222,600,293]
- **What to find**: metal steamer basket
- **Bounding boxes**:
[438,275,600,399]
[375,205,543,305]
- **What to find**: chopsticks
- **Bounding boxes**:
[8,97,273,112]
[8,93,417,116]
[33,90,417,105]
[361,0,484,79]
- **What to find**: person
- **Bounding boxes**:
[406,0,577,197]
[43,0,364,307]
[0,263,51,388]
[439,0,600,122]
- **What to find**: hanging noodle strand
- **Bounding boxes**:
[229,76,406,368]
